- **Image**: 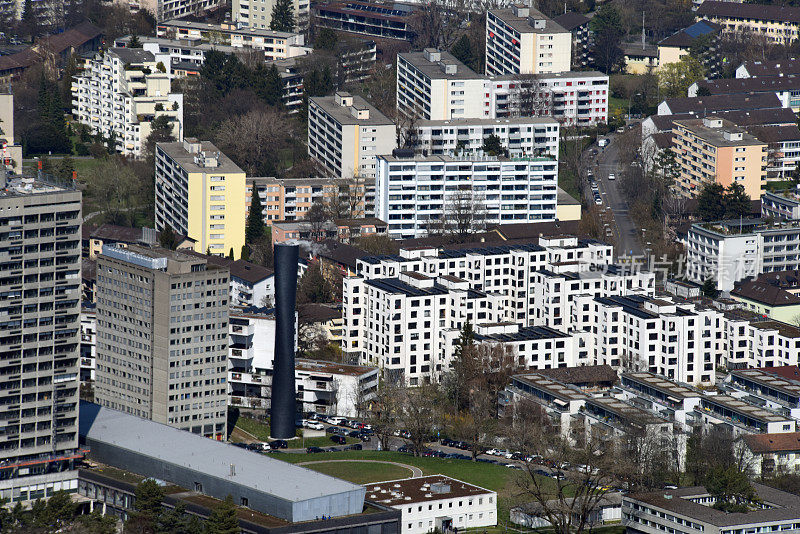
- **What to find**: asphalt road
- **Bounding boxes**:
[590,134,644,259]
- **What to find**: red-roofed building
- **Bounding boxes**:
[743,431,800,476]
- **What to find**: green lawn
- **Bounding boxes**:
[301,461,412,484]
[235,415,276,441]
[275,450,561,523]
[609,96,628,117]
[300,434,359,448]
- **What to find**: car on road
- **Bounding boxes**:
[269,440,288,449]
[330,435,346,444]
[597,138,609,148]
[617,127,625,133]
[306,446,323,453]
[595,197,602,205]
[347,444,363,450]
[608,173,616,180]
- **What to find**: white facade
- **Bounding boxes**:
[411,117,559,157]
[396,49,608,126]
[71,48,184,157]
[118,0,223,22]
[80,308,97,382]
[295,359,378,417]
[230,272,274,308]
[344,238,621,382]
[685,221,800,292]
[308,92,397,180]
[485,6,572,76]
[375,154,559,239]
[366,477,497,534]
[156,20,309,56]
[232,0,310,32]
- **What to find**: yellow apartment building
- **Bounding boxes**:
[696,1,800,45]
[154,139,247,258]
[672,117,766,199]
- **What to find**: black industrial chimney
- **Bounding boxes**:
[270,243,298,439]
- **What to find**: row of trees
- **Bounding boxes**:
[0,491,116,533]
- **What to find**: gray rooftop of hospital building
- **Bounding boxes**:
[79,403,366,521]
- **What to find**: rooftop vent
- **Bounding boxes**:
[439,61,457,74]
[430,482,451,494]
[528,16,546,29]
[335,91,354,107]
[424,48,441,62]
[513,5,529,16]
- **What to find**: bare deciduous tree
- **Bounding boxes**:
[513,73,552,120]
[399,381,441,456]
[214,107,293,176]
[430,189,487,242]
[365,381,402,451]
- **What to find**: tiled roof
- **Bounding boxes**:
[731,280,800,306]
[697,0,800,24]
[744,432,800,453]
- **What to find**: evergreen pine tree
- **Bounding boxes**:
[246,192,266,244]
[450,35,473,69]
[128,34,142,48]
[204,495,240,534]
[723,183,752,220]
[270,0,295,32]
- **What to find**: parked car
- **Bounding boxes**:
[348,430,361,438]
[306,446,323,453]
[359,434,371,442]
[348,444,363,451]
[325,426,338,434]
[397,445,412,453]
[307,421,324,430]
[269,440,288,449]
[330,435,346,444]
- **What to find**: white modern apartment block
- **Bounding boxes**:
[71,48,183,157]
[115,35,238,78]
[156,20,309,57]
[344,238,621,382]
[572,295,721,385]
[722,316,800,370]
[685,220,800,292]
[366,476,497,534]
[411,117,559,157]
[485,5,572,76]
[396,48,608,126]
[227,307,376,416]
[531,267,656,332]
[308,92,397,180]
[375,154,559,239]
[232,0,310,32]
[397,49,490,121]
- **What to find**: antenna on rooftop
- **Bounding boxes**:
[641,11,645,50]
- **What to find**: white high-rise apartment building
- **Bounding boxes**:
[94,245,229,440]
[308,92,397,179]
[485,5,572,76]
[375,154,558,239]
[72,48,184,157]
[343,238,623,382]
[232,0,309,32]
[0,176,82,504]
[411,117,559,157]
[396,48,609,126]
[573,295,721,386]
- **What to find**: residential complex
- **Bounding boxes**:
[672,117,767,199]
[397,48,608,126]
[312,1,417,43]
[233,0,310,31]
[94,245,229,440]
[308,91,397,180]
[697,1,800,45]
[685,219,800,291]
[411,117,559,157]
[552,12,592,69]
[375,153,559,239]
[156,20,309,57]
[485,6,572,76]
[248,176,375,222]
[116,0,223,21]
[154,139,247,259]
[71,48,184,157]
[0,175,83,504]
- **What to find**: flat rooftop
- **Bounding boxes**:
[476,325,571,343]
[585,397,667,426]
[365,476,493,507]
[310,94,393,126]
[673,117,765,147]
[0,175,78,198]
[511,373,589,401]
[622,372,701,400]
[295,358,377,377]
[700,394,791,423]
[159,19,297,39]
[730,368,800,398]
[488,7,569,35]
[157,140,245,175]
[398,50,483,80]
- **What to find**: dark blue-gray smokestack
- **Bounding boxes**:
[270,243,298,439]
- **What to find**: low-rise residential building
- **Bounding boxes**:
[672,116,767,199]
[726,368,800,419]
[295,359,377,417]
[697,1,800,45]
[553,12,592,69]
[485,6,572,76]
[248,176,375,222]
[743,431,800,476]
[690,76,800,113]
[156,20,309,57]
[154,139,247,258]
[697,393,795,434]
[737,59,800,79]
[686,219,800,291]
[557,187,581,222]
[299,303,343,347]
[657,21,721,73]
[366,476,497,534]
[308,91,397,180]
[411,117,559,158]
[233,0,310,32]
[762,190,800,220]
[580,396,674,448]
[621,43,659,75]
[657,92,784,116]
[313,1,416,44]
[731,279,800,323]
[271,218,388,244]
[624,484,800,534]
[71,48,183,157]
[375,153,559,239]
[512,494,622,529]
